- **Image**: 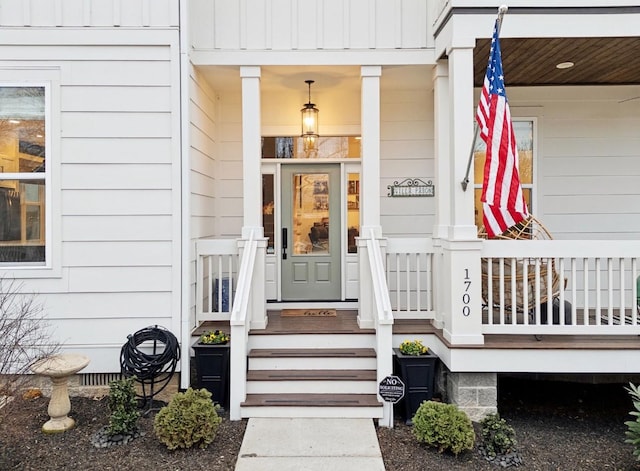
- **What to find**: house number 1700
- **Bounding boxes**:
[462,269,471,316]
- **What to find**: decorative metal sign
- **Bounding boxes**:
[387,178,435,197]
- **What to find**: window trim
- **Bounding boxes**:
[0,77,59,277]
[473,116,538,225]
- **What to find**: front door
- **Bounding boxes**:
[281,164,341,301]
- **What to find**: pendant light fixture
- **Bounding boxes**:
[301,79,319,152]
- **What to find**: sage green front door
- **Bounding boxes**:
[281,164,341,301]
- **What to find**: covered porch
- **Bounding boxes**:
[182,2,640,424]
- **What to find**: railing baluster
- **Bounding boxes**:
[534,259,541,325]
[510,258,516,324]
[416,253,421,314]
[582,258,589,326]
[228,255,234,310]
[620,258,626,325]
[546,258,552,325]
[207,255,214,314]
[405,253,411,314]
[558,257,566,325]
[633,258,638,325]
[395,253,400,314]
[595,258,601,325]
[607,258,613,325]
[499,259,505,326]
[523,258,529,325]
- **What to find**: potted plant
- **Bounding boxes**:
[192,330,230,408]
[393,339,438,424]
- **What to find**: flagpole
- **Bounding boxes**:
[461,5,508,191]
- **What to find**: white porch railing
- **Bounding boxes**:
[481,240,640,335]
[229,230,260,421]
[364,229,394,428]
[195,239,238,323]
[385,238,436,320]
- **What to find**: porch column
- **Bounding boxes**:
[431,60,450,330]
[239,67,267,330]
[240,66,264,238]
[360,65,382,237]
[358,65,383,329]
[441,46,483,345]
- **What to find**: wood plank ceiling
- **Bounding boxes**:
[473,37,640,87]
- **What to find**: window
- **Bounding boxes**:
[262,136,361,159]
[473,119,534,230]
[0,85,47,265]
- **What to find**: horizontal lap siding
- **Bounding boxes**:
[189,69,220,328]
[1,28,181,371]
[380,89,434,237]
[515,86,640,239]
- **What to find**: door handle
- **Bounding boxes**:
[282,227,288,260]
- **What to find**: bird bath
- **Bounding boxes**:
[30,353,90,433]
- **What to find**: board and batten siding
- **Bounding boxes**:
[0,0,178,27]
[508,86,640,240]
[191,0,433,52]
[1,23,182,372]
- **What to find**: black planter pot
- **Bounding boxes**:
[193,342,230,408]
[393,348,438,424]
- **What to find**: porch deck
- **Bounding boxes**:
[193,313,640,350]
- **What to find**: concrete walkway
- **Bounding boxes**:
[234,418,386,471]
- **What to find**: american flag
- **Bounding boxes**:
[476,19,529,238]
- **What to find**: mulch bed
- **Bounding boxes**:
[0,377,638,470]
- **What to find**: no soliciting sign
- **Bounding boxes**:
[379,375,405,404]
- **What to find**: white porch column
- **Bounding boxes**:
[358,65,382,329]
[431,60,450,330]
[432,60,450,240]
[441,46,483,345]
[360,65,382,237]
[240,66,264,238]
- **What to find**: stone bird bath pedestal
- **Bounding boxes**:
[30,353,90,433]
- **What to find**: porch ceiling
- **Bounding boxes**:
[474,37,640,88]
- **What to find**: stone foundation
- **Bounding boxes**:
[438,366,497,422]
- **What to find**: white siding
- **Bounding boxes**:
[0,0,178,27]
[0,25,181,372]
[380,89,435,237]
[509,86,640,240]
[192,0,432,51]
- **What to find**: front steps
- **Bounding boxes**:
[239,311,383,418]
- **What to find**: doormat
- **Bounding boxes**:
[281,309,337,317]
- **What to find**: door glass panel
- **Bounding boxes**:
[292,173,329,255]
[262,174,275,253]
[347,173,360,253]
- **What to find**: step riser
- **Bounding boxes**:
[248,357,377,370]
[248,334,376,350]
[246,381,378,395]
[240,406,384,419]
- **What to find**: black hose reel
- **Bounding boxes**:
[120,325,180,413]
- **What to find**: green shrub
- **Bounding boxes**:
[412,401,475,455]
[154,388,222,450]
[625,382,640,461]
[106,376,140,436]
[480,413,517,458]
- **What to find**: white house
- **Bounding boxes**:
[1,0,639,425]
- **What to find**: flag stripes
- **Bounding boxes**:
[476,19,529,238]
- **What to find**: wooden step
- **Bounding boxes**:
[242,393,381,407]
[248,348,376,358]
[246,369,376,381]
